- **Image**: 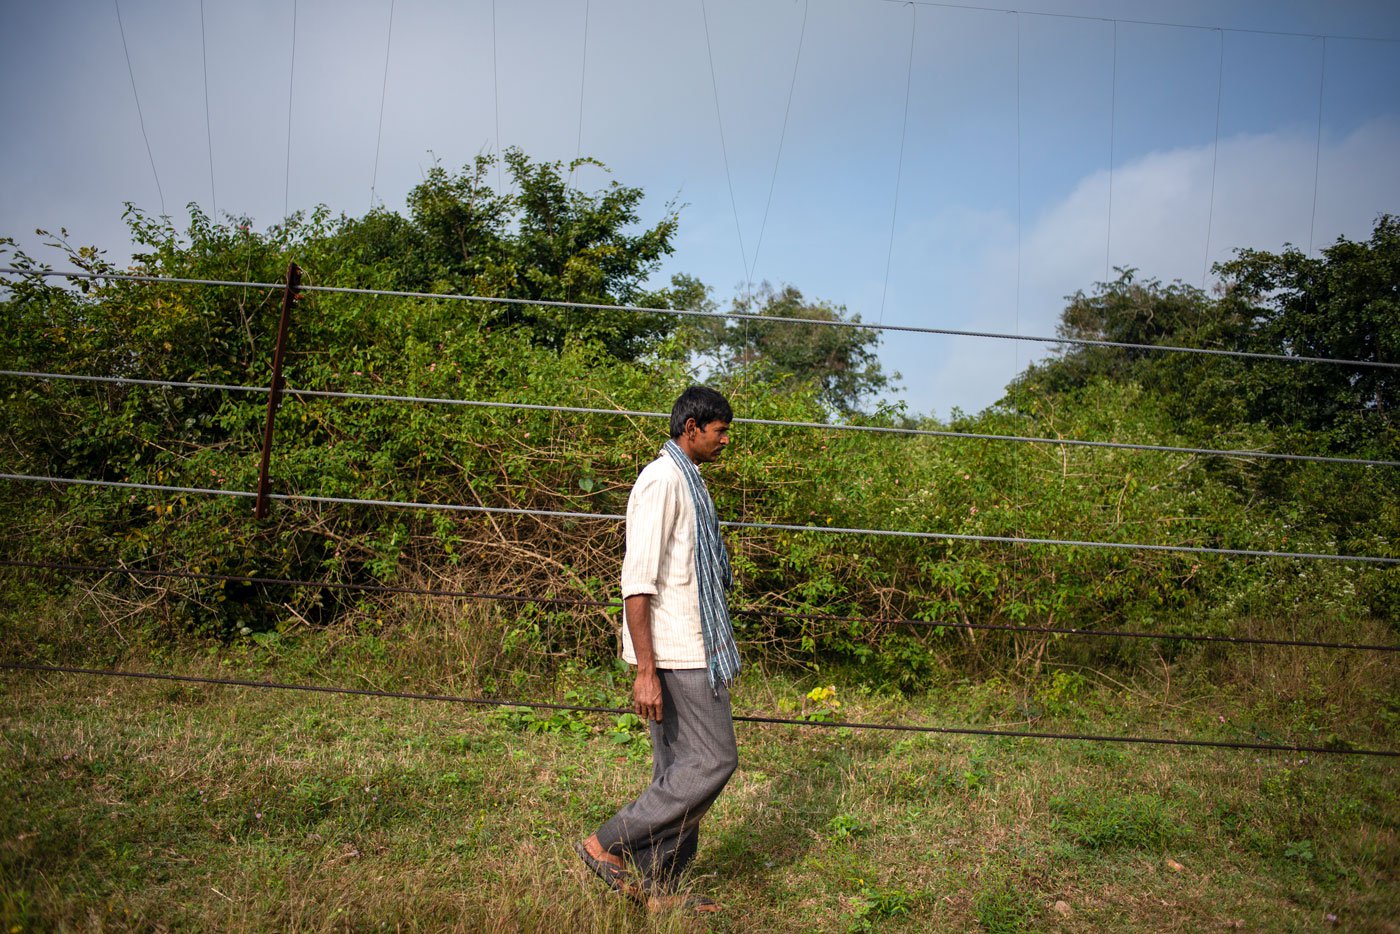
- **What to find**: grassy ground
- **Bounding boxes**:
[2,596,1397,932]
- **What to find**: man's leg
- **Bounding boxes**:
[591,669,736,889]
[647,823,698,894]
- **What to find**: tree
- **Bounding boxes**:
[704,283,895,416]
[1215,215,1399,450]
[320,148,684,359]
[1019,217,1399,457]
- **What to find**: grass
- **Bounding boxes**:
[1,594,1397,931]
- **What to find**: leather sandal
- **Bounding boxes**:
[574,841,644,901]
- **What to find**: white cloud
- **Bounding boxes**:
[895,117,1400,418]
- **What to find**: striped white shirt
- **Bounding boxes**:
[619,452,707,669]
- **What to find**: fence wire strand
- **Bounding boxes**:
[5,471,1396,565]
[3,558,1395,653]
[2,663,1393,757]
[3,267,1395,371]
[4,369,1395,468]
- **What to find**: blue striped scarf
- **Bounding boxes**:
[663,439,741,692]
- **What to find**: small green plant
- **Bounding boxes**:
[849,880,911,931]
[942,745,992,792]
[489,705,536,731]
[604,712,650,755]
[487,705,588,737]
[1035,670,1088,718]
[827,812,870,840]
[1284,839,1316,864]
[525,711,589,736]
[802,685,843,723]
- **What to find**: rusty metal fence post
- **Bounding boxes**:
[254,261,301,519]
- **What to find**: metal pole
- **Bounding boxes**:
[254,261,300,519]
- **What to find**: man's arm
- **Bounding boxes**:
[625,593,663,721]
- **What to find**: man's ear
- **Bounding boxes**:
[684,417,697,437]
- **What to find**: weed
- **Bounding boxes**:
[802,684,843,722]
[488,705,589,737]
[827,813,870,841]
[1050,789,1183,851]
[941,744,992,792]
[849,880,912,931]
[1284,839,1316,864]
[973,872,1037,932]
[1035,670,1088,718]
[603,712,650,757]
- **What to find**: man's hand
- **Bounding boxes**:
[624,594,663,721]
[633,669,663,722]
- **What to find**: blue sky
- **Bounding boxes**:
[3,0,1398,417]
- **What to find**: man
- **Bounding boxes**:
[576,385,740,913]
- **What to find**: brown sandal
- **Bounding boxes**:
[574,841,644,901]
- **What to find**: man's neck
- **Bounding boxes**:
[673,436,702,464]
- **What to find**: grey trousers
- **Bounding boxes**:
[594,668,738,891]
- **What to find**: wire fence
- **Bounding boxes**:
[6,471,1396,565]
[3,663,1393,758]
[5,264,1397,763]
[5,558,1394,653]
[6,369,1396,468]
[3,266,1396,370]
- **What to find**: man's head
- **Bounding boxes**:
[670,385,732,464]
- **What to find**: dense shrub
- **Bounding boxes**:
[3,162,1394,689]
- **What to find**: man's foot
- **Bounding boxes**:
[574,836,643,901]
[646,893,721,914]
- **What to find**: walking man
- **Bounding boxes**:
[576,386,740,913]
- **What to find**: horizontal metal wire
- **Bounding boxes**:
[4,471,1397,565]
[3,267,1395,370]
[880,0,1400,44]
[3,662,1392,757]
[5,557,1395,653]
[1,370,267,397]
[0,559,619,609]
[5,369,1396,469]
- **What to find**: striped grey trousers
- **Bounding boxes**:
[594,668,738,891]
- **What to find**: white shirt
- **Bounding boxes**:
[619,452,707,669]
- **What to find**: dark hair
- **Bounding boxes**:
[669,385,733,439]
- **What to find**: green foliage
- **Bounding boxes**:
[1016,222,1399,630]
[825,812,869,840]
[322,149,683,359]
[1284,838,1316,864]
[848,881,911,931]
[1034,670,1089,718]
[1215,216,1399,447]
[489,705,588,737]
[1050,788,1182,851]
[3,156,1395,700]
[604,712,650,756]
[802,685,844,722]
[699,282,896,415]
[972,867,1038,933]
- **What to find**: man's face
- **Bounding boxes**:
[685,418,731,464]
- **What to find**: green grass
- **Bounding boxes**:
[1,598,1397,931]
